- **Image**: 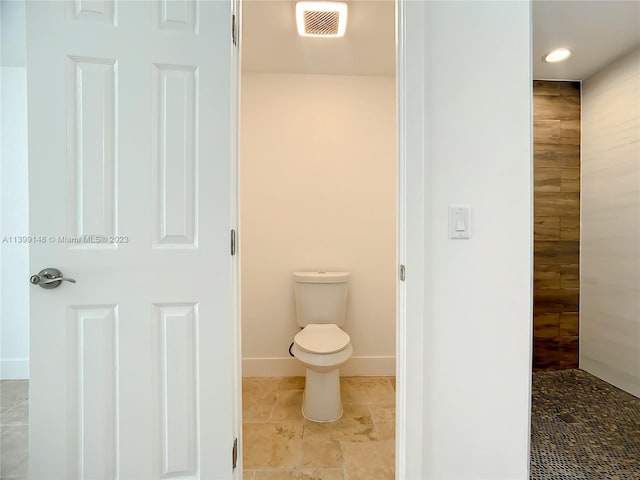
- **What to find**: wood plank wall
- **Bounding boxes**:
[533,80,581,370]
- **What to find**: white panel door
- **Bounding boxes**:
[25,1,238,478]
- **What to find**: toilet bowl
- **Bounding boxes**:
[291,272,352,422]
[291,324,353,422]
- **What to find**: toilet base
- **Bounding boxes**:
[301,367,343,422]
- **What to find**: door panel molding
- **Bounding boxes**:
[66,56,118,246]
[155,303,199,478]
[152,64,199,249]
[67,304,119,479]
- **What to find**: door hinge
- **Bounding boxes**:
[232,437,238,470]
[399,264,406,282]
[231,229,237,256]
[232,14,237,47]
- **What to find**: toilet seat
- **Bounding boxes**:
[294,324,350,354]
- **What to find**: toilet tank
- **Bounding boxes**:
[294,272,349,327]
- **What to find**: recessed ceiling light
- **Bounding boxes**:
[543,47,572,63]
[296,1,348,38]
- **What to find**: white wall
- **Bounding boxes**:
[581,47,640,397]
[240,73,396,377]
[408,1,533,477]
[0,0,30,379]
[5,1,535,476]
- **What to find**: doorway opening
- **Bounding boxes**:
[530,1,640,478]
[237,1,398,478]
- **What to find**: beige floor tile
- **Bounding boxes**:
[0,381,29,413]
[0,404,29,427]
[374,422,395,441]
[253,468,343,480]
[243,377,395,478]
[342,440,395,480]
[341,377,395,406]
[369,404,395,424]
[280,377,305,390]
[301,439,342,468]
[0,425,29,478]
[370,404,395,440]
[270,390,304,422]
[243,422,303,469]
[243,378,280,422]
[303,405,376,442]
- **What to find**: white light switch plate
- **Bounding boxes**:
[449,205,471,239]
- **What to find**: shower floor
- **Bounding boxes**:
[530,368,640,480]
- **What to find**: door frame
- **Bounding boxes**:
[395,0,426,477]
[232,0,427,477]
[231,0,242,478]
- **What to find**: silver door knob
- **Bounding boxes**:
[30,268,76,289]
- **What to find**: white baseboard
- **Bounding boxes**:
[1,359,29,380]
[242,355,395,377]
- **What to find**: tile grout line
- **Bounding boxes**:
[339,440,349,480]
[296,408,304,471]
[265,378,281,422]
[368,404,381,441]
[0,400,29,416]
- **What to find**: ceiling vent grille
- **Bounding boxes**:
[296,2,348,38]
[303,10,340,35]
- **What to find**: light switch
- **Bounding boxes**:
[449,205,471,239]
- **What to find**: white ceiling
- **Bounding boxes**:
[242,0,640,81]
[241,0,395,76]
[533,0,640,80]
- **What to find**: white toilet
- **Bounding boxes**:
[291,271,353,422]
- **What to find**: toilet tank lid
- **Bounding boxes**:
[294,272,350,283]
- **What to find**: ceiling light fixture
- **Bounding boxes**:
[543,47,572,63]
[296,1,348,38]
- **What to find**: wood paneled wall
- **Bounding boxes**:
[533,80,580,370]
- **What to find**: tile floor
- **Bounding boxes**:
[242,376,396,480]
[5,371,638,479]
[0,380,29,480]
[530,369,640,479]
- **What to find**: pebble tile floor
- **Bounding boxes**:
[242,376,396,480]
[530,369,640,480]
[2,370,639,479]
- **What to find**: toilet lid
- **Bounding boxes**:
[294,324,350,354]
